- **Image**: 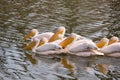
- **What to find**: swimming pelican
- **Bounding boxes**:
[97,36,120,57]
[67,39,104,57]
[95,36,120,57]
[100,42,120,57]
[22,29,53,41]
[32,33,76,55]
[23,26,66,50]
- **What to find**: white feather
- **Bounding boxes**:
[31,32,53,41]
[100,42,120,53]
[35,43,62,52]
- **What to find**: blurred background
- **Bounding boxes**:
[0,0,120,80]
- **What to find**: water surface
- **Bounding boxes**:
[0,0,120,80]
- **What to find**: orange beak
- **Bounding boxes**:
[25,37,48,50]
[37,37,48,47]
[96,38,109,48]
[25,41,35,50]
[22,32,36,40]
[108,36,119,45]
[22,29,38,40]
[59,33,75,49]
[48,27,65,42]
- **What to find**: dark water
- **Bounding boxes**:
[0,0,120,80]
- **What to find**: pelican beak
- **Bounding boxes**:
[108,36,119,45]
[48,27,65,42]
[90,49,104,55]
[59,33,75,49]
[22,32,35,40]
[25,37,48,50]
[108,40,114,45]
[22,29,38,40]
[38,37,48,47]
[96,38,109,48]
[25,41,35,50]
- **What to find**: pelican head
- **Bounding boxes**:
[59,33,76,49]
[108,36,119,45]
[48,26,66,42]
[96,37,109,48]
[23,29,39,40]
[52,44,62,50]
[25,37,48,50]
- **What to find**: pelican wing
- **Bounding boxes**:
[68,40,97,53]
[35,43,62,52]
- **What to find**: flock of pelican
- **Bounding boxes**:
[22,26,120,57]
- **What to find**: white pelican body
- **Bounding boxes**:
[68,40,97,52]
[35,43,62,52]
[33,43,63,55]
[32,38,64,55]
[100,42,120,57]
[66,39,104,57]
